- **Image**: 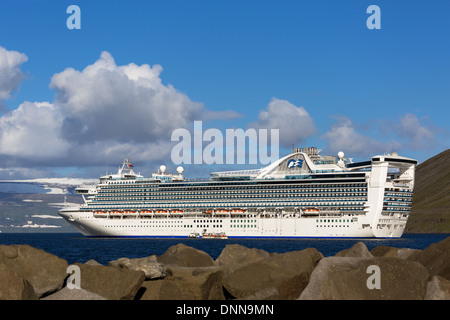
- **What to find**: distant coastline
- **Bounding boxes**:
[0,149,449,235]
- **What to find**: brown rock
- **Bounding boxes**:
[140,265,225,300]
[0,245,68,298]
[299,256,429,300]
[223,247,322,300]
[335,242,373,258]
[157,244,214,267]
[215,244,270,274]
[408,236,450,280]
[0,263,36,300]
[370,246,399,258]
[73,262,145,300]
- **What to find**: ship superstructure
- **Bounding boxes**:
[59,148,417,238]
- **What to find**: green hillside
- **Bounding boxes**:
[406,149,450,233]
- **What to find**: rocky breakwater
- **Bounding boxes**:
[0,237,449,300]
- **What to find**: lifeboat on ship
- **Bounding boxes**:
[215,209,229,214]
[94,211,107,217]
[109,210,122,217]
[123,210,137,216]
[231,209,245,214]
[170,209,183,214]
[154,209,168,214]
[139,210,153,216]
[302,207,320,216]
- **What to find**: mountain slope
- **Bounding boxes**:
[406,149,450,233]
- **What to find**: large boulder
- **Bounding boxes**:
[299,256,429,300]
[109,255,166,280]
[215,244,270,274]
[157,244,214,267]
[0,245,68,298]
[408,236,450,280]
[139,266,225,300]
[73,262,145,300]
[0,263,36,300]
[223,247,323,300]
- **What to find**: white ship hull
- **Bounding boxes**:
[59,149,416,239]
[59,208,406,239]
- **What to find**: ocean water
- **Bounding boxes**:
[0,233,448,265]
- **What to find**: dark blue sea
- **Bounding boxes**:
[0,233,448,265]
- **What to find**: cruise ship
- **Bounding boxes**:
[58,147,417,238]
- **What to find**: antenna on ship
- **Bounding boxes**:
[119,157,135,175]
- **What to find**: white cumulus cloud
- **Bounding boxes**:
[50,51,203,144]
[0,51,207,169]
[0,46,28,109]
[0,101,69,160]
[322,116,401,157]
[249,98,316,148]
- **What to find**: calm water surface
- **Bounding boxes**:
[0,233,448,265]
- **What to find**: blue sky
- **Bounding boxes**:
[0,0,448,178]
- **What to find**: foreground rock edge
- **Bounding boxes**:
[0,237,448,300]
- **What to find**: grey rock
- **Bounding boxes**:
[299,256,429,300]
[41,286,107,300]
[109,255,166,280]
[396,248,420,259]
[424,275,450,300]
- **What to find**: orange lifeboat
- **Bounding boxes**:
[303,207,320,215]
